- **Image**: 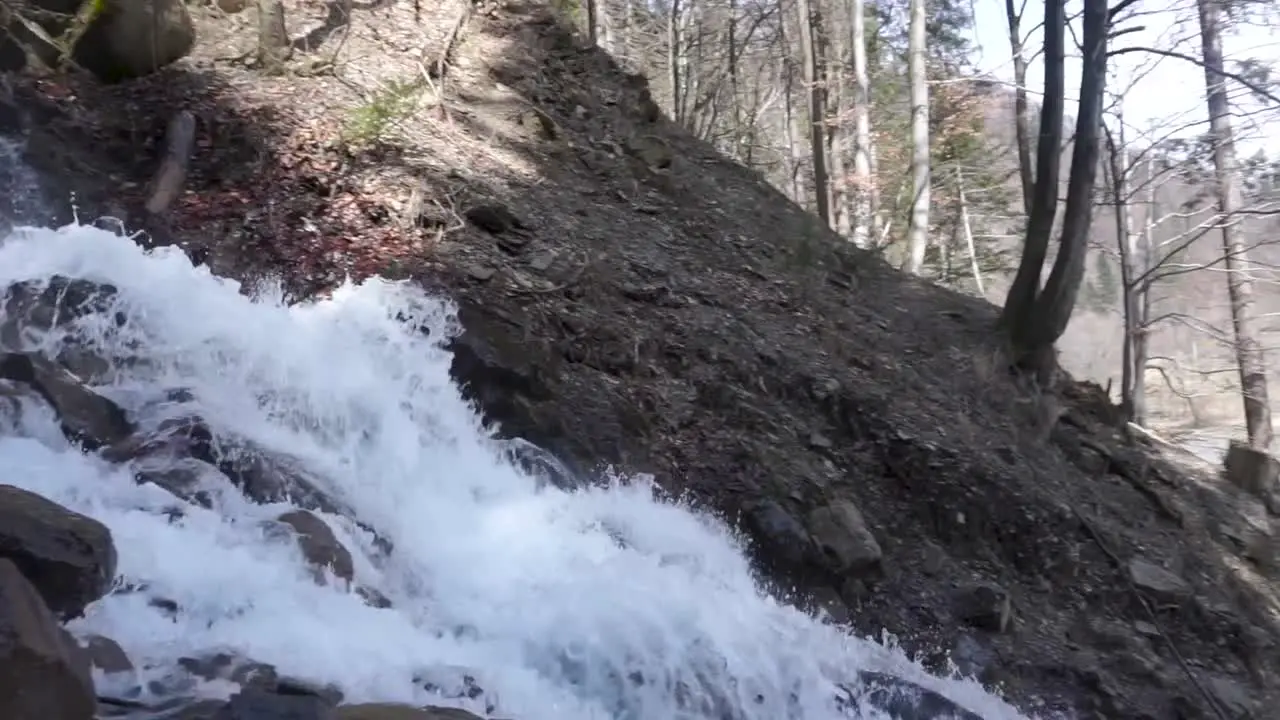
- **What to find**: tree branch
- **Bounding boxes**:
[1108,45,1280,106]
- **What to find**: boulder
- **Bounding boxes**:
[6,0,195,81]
[1224,440,1280,504]
[0,558,96,720]
[0,484,117,619]
[0,352,134,450]
[277,510,354,586]
[806,499,883,578]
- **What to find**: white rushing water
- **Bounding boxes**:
[0,223,1036,720]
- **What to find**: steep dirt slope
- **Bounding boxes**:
[4,1,1280,717]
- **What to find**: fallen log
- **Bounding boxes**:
[144,110,196,215]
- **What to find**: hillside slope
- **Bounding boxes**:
[4,0,1280,717]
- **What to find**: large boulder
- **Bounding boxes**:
[0,484,117,619]
[2,0,194,81]
[0,558,96,720]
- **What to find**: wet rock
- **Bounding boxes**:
[82,633,134,674]
[0,484,117,619]
[277,676,345,706]
[0,352,134,449]
[1,276,120,344]
[211,688,336,719]
[355,585,393,609]
[502,437,581,491]
[0,377,45,432]
[103,414,216,465]
[277,510,354,585]
[179,652,278,689]
[839,671,982,720]
[806,499,882,578]
[1127,558,1190,602]
[0,558,96,720]
[214,439,347,516]
[133,458,219,509]
[952,582,1012,633]
[740,499,812,579]
[335,706,486,720]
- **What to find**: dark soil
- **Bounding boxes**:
[3,1,1279,718]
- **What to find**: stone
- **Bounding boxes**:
[952,582,1013,633]
[277,510,355,585]
[1127,558,1190,602]
[464,203,524,235]
[335,706,486,720]
[356,585,393,609]
[0,484,117,619]
[0,352,134,450]
[82,633,133,674]
[0,558,96,720]
[1224,440,1279,499]
[740,499,812,579]
[806,499,882,577]
[212,688,336,719]
[839,671,982,720]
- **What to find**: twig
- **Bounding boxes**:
[144,110,196,215]
[1072,507,1229,720]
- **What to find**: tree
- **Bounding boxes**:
[999,0,1112,381]
[257,0,292,75]
[902,0,930,274]
[1195,0,1273,449]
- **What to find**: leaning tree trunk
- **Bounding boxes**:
[1196,0,1274,450]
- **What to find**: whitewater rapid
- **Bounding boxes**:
[0,223,1034,720]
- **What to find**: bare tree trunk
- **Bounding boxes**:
[902,0,930,274]
[956,167,985,296]
[1196,0,1273,449]
[849,0,874,247]
[668,0,682,123]
[257,0,292,75]
[1133,153,1155,425]
[797,0,830,226]
[585,0,598,44]
[1004,0,1034,216]
[1107,120,1141,423]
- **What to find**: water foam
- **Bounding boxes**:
[0,223,1035,720]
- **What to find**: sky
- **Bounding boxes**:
[968,0,1280,156]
